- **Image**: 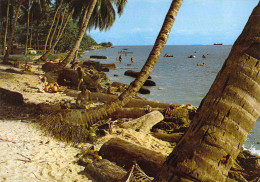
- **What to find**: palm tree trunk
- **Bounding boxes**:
[48,8,62,50]
[2,0,10,55]
[0,17,4,45]
[43,0,63,53]
[3,0,23,63]
[59,0,97,68]
[29,13,33,48]
[25,0,31,55]
[53,6,66,46]
[60,0,183,127]
[36,28,39,50]
[40,8,72,61]
[157,2,260,182]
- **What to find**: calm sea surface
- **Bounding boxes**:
[82,45,260,155]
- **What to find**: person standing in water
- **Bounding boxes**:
[119,55,122,63]
[131,56,134,63]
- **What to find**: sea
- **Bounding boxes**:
[81,45,260,155]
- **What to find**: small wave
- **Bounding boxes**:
[243,145,260,156]
[158,87,165,90]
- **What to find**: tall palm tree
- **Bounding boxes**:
[58,0,127,68]
[2,0,10,55]
[39,5,73,61]
[44,0,63,53]
[56,0,183,129]
[58,0,97,68]
[25,0,31,55]
[3,0,23,63]
[157,2,260,181]
[51,4,65,48]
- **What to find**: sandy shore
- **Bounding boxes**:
[0,61,173,181]
[0,120,92,182]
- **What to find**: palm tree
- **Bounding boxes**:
[44,0,63,53]
[58,0,128,68]
[3,0,23,63]
[56,0,183,129]
[25,0,31,55]
[2,0,10,55]
[57,0,97,68]
[51,4,65,48]
[39,5,73,61]
[157,2,260,181]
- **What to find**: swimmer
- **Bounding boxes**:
[131,56,134,63]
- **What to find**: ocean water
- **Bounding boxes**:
[81,45,260,155]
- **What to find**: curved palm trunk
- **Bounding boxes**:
[53,6,66,45]
[29,13,33,48]
[25,0,31,55]
[48,7,63,50]
[67,0,183,127]
[44,0,63,53]
[2,0,10,55]
[157,3,260,182]
[40,9,72,61]
[59,0,98,68]
[3,0,23,63]
[0,18,3,44]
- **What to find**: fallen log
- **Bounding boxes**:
[64,89,176,108]
[111,108,164,119]
[99,138,166,178]
[119,111,164,133]
[85,159,127,182]
[151,130,184,143]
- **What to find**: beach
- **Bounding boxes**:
[0,61,173,181]
[0,120,91,182]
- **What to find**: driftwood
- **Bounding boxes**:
[111,108,164,119]
[151,130,184,143]
[99,138,166,178]
[85,159,127,182]
[65,89,175,108]
[119,111,164,133]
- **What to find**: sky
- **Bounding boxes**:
[89,0,259,45]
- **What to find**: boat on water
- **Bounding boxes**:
[213,43,223,45]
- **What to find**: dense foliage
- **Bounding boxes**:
[0,0,98,53]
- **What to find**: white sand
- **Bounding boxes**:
[0,120,92,182]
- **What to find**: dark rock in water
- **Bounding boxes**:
[83,60,114,72]
[124,70,152,79]
[100,63,116,69]
[188,55,196,58]
[139,87,150,94]
[114,74,119,77]
[101,67,109,72]
[0,87,24,106]
[144,79,156,86]
[90,55,108,59]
